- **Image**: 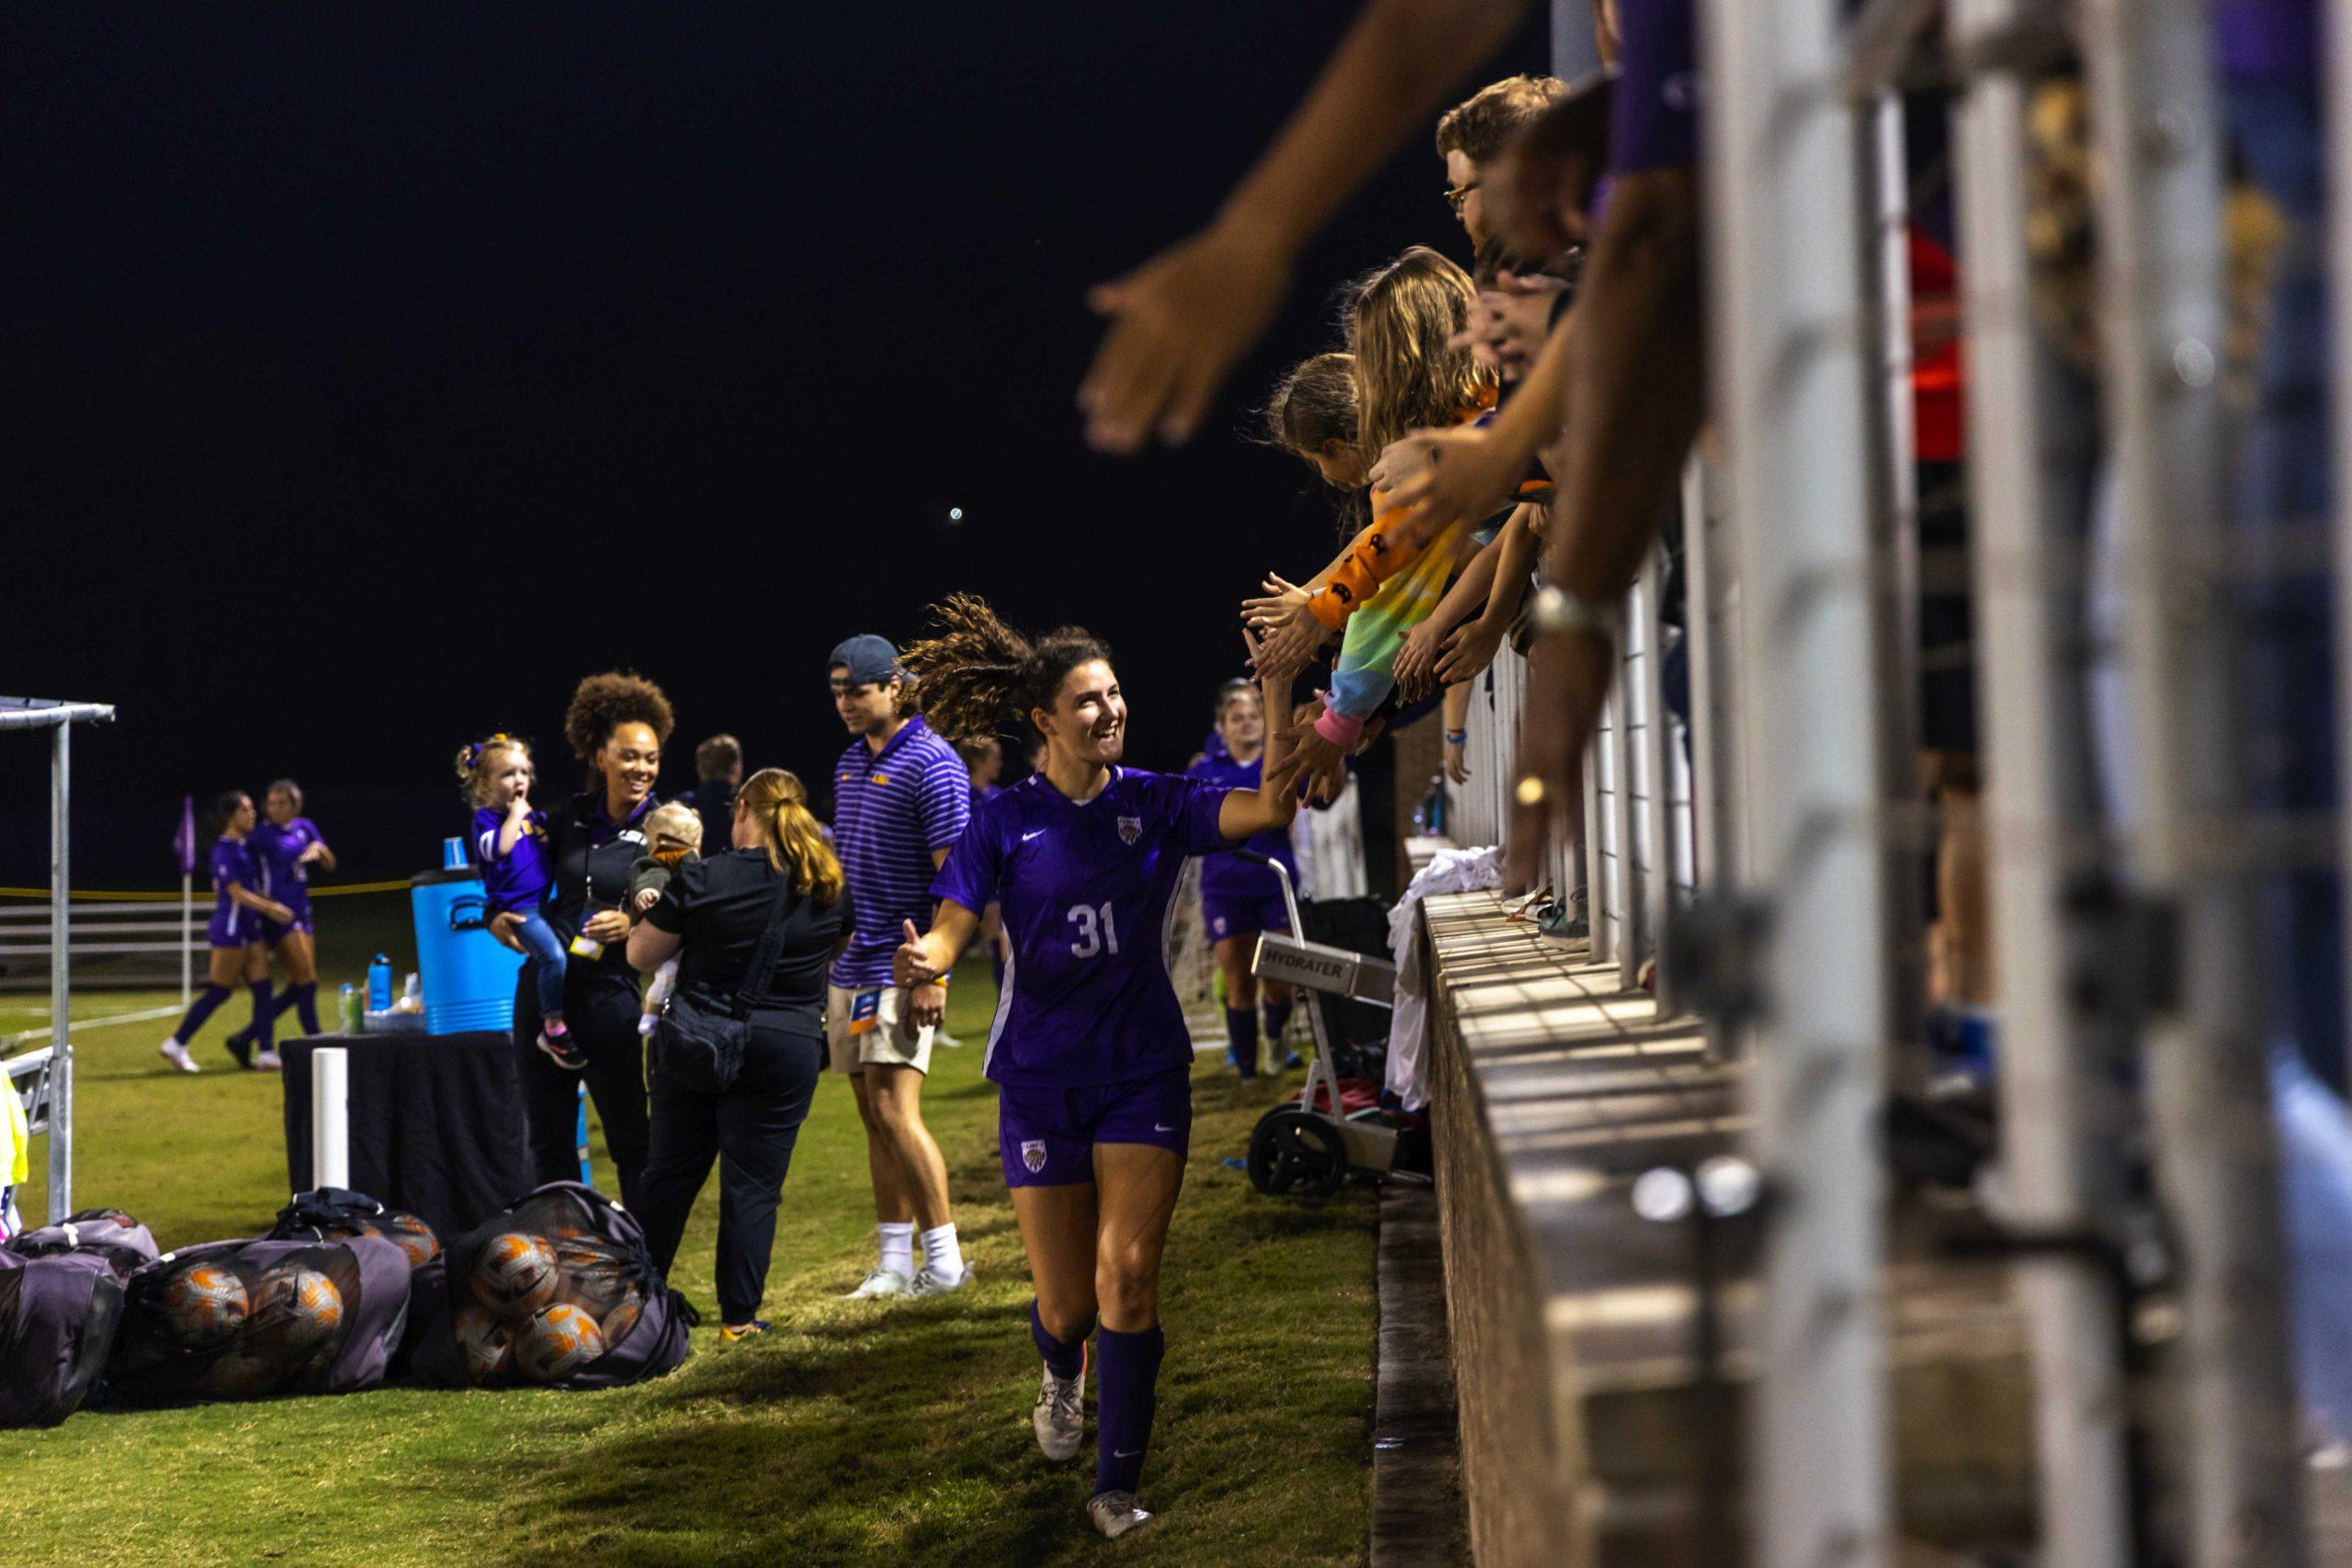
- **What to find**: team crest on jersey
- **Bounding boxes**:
[1021,1140,1047,1173]
[1118,816,1141,845]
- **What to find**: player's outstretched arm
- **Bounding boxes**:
[1220,668,1306,839]
[1079,0,1533,453]
[894,906,980,988]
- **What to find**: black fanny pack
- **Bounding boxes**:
[651,875,797,1094]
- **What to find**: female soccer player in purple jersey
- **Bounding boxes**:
[157,791,295,1075]
[229,778,335,1055]
[895,596,1300,1540]
[1184,679,1299,1080]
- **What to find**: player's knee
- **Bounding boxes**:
[1094,1255,1159,1324]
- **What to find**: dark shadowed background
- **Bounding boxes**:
[3,3,1546,884]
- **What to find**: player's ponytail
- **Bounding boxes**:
[738,768,843,903]
[901,595,1114,744]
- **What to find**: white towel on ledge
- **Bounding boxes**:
[1385,844,1502,1111]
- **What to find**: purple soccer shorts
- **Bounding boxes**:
[262,905,316,946]
[1201,890,1291,945]
[997,1068,1193,1187]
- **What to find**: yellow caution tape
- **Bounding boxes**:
[0,880,413,901]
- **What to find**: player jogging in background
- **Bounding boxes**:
[896,596,1301,1540]
[232,778,335,1055]
[158,791,294,1074]
[1185,679,1300,1080]
[825,634,973,1299]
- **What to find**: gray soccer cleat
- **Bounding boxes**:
[1033,1359,1085,1461]
[842,1266,911,1300]
[1086,1491,1154,1540]
[908,1263,974,1296]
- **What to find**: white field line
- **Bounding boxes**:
[3,1001,185,1052]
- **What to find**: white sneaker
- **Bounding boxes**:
[1086,1491,1153,1540]
[909,1264,973,1296]
[935,1030,963,1050]
[842,1266,911,1300]
[1034,1359,1085,1461]
[254,1050,283,1072]
[158,1039,199,1074]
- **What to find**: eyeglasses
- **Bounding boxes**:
[1445,183,1479,215]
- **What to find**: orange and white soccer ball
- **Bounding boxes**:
[514,1302,607,1383]
[452,1303,515,1386]
[600,1291,642,1348]
[200,1346,287,1399]
[161,1263,249,1347]
[379,1215,442,1269]
[474,1233,558,1316]
[255,1264,345,1352]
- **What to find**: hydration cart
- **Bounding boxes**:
[1235,851,1424,1198]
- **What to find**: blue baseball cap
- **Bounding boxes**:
[827,634,900,685]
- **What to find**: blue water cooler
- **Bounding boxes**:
[411,867,525,1034]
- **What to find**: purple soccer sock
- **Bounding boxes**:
[1262,1001,1294,1054]
[1031,1300,1090,1381]
[247,980,276,1051]
[292,982,321,1036]
[1224,1007,1258,1075]
[1093,1323,1165,1496]
[171,984,232,1043]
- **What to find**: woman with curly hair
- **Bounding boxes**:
[488,670,673,1204]
[893,596,1300,1540]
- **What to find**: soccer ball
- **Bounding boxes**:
[552,1236,628,1312]
[200,1346,288,1400]
[514,1302,607,1384]
[474,1233,558,1316]
[161,1263,249,1347]
[600,1291,642,1348]
[451,1303,514,1386]
[380,1214,442,1269]
[255,1264,345,1352]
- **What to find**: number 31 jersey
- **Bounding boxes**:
[933,767,1234,1089]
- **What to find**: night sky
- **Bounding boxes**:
[4,4,1546,885]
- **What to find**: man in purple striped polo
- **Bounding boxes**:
[826,634,975,1297]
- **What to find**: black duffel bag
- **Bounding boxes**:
[0,1248,124,1427]
[650,868,799,1094]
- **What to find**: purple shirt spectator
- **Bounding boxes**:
[249,816,323,912]
[830,716,972,987]
[469,805,555,916]
[1610,0,1700,175]
[933,768,1233,1088]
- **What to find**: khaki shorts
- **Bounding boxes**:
[826,984,936,1077]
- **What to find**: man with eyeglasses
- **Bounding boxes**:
[1433,73,1566,251]
[825,634,975,1297]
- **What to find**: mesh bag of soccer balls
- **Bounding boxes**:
[106,1231,413,1405]
[266,1187,447,1373]
[412,1180,694,1391]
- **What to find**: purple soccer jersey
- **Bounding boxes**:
[469,805,555,915]
[933,767,1234,1088]
[249,816,323,914]
[1182,752,1295,900]
[206,836,259,948]
[1610,0,1700,175]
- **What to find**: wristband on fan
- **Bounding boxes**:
[1314,707,1366,750]
[1445,729,1468,744]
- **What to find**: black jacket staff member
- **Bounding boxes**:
[490,671,673,1208]
[627,768,852,1338]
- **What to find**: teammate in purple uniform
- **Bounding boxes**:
[158,791,295,1074]
[229,778,335,1055]
[895,596,1300,1540]
[1185,679,1299,1080]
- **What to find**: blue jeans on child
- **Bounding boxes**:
[512,909,569,1023]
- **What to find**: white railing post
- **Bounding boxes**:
[48,722,72,1223]
[1635,554,1678,1008]
[310,1046,349,1190]
[1702,0,1895,1559]
[1949,1,2133,1561]
[2086,0,2309,1555]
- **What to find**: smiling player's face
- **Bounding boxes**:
[265,786,298,827]
[1038,659,1125,768]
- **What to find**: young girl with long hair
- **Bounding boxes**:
[157,791,294,1074]
[894,596,1300,1540]
[458,734,571,1057]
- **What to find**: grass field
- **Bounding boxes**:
[0,903,1376,1567]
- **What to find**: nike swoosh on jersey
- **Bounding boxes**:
[1022,829,1047,841]
[1153,1123,1175,1133]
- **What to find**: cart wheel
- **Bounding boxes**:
[1248,1110,1348,1200]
